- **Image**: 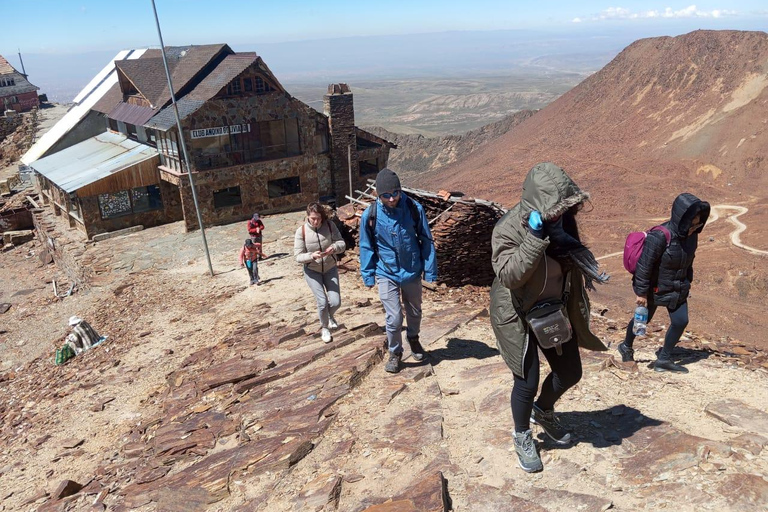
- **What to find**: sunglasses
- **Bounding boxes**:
[380,190,401,200]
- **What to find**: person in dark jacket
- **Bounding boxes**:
[490,162,609,473]
[618,193,710,373]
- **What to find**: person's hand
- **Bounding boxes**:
[311,251,323,261]
[527,211,544,238]
[636,296,647,307]
[323,247,334,255]
[240,263,244,268]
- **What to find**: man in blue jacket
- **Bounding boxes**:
[360,168,438,373]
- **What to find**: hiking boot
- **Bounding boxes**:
[321,328,332,343]
[617,342,635,363]
[513,429,543,473]
[385,352,401,373]
[328,317,339,330]
[531,404,572,445]
[654,359,689,373]
[407,336,426,361]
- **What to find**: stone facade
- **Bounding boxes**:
[324,84,357,201]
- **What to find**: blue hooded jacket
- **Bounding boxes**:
[359,194,438,286]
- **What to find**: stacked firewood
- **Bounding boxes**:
[333,187,505,287]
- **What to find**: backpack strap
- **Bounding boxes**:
[650,225,672,246]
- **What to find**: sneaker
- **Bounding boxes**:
[384,352,401,373]
[654,359,689,373]
[328,317,339,330]
[531,404,572,445]
[249,279,256,286]
[407,336,426,361]
[321,328,332,343]
[618,342,635,363]
[513,429,543,473]
[255,279,261,286]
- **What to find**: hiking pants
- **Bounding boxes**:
[304,266,340,329]
[245,259,259,283]
[511,333,582,433]
[377,276,422,355]
[623,301,689,360]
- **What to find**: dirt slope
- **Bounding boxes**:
[412,29,768,351]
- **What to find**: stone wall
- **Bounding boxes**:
[32,209,90,291]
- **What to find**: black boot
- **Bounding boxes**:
[617,342,635,363]
[654,359,689,373]
[407,336,426,361]
[385,352,402,373]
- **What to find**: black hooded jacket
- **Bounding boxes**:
[633,193,710,309]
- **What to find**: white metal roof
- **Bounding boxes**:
[21,48,148,165]
[30,132,157,193]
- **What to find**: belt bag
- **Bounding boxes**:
[525,300,572,355]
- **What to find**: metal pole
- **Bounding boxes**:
[347,144,353,200]
[17,49,27,76]
[150,0,214,277]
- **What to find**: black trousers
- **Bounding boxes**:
[511,334,582,433]
[623,301,689,361]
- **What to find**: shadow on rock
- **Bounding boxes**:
[541,405,663,449]
[642,346,712,369]
[424,337,499,367]
[263,253,290,261]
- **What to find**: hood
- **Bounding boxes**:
[670,193,710,237]
[520,162,590,221]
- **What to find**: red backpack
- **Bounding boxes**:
[623,226,671,274]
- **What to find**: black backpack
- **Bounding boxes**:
[365,196,428,255]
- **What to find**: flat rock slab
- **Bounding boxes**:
[465,484,548,512]
[716,473,768,510]
[361,472,449,512]
[418,305,485,348]
[292,473,342,511]
[705,399,768,435]
[528,487,613,512]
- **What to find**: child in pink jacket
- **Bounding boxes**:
[239,239,261,285]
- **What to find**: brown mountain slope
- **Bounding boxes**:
[413,30,768,350]
[415,30,768,214]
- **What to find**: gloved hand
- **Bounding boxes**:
[527,211,544,238]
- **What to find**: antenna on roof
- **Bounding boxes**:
[17,49,27,77]
[150,0,214,277]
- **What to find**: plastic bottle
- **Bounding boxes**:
[632,306,649,336]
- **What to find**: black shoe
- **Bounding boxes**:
[407,336,426,361]
[513,429,543,473]
[654,359,689,373]
[385,352,401,373]
[531,404,572,445]
[618,342,635,363]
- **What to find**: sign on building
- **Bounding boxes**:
[190,124,251,139]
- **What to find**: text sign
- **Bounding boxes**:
[190,124,250,139]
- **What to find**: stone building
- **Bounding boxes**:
[28,44,394,238]
[0,55,39,113]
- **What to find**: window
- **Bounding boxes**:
[98,191,132,219]
[213,186,242,208]
[146,128,157,146]
[268,176,301,198]
[360,158,379,176]
[131,185,163,213]
[98,185,164,219]
[255,77,273,94]
[108,118,118,132]
[285,118,301,156]
[315,119,329,153]
[126,123,137,140]
[243,78,253,92]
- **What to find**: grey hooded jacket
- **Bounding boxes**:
[490,162,607,378]
[294,220,346,274]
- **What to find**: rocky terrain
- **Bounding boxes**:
[364,110,535,181]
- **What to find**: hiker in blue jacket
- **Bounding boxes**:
[360,168,437,374]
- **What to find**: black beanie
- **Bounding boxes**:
[375,168,401,194]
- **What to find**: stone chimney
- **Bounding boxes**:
[323,83,358,203]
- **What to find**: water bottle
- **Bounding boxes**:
[632,306,648,336]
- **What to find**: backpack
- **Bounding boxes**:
[623,226,671,274]
[366,196,426,255]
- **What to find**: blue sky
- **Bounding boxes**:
[2,1,767,55]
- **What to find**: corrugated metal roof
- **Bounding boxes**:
[21,49,148,165]
[30,132,158,193]
[108,102,156,126]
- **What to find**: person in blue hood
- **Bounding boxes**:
[359,168,437,374]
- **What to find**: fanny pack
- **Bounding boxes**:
[525,300,572,355]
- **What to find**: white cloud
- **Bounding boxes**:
[573,5,738,23]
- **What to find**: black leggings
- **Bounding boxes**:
[511,335,582,433]
[623,301,689,360]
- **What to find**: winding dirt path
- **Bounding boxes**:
[595,204,767,260]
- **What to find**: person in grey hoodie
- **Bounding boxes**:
[294,202,346,343]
